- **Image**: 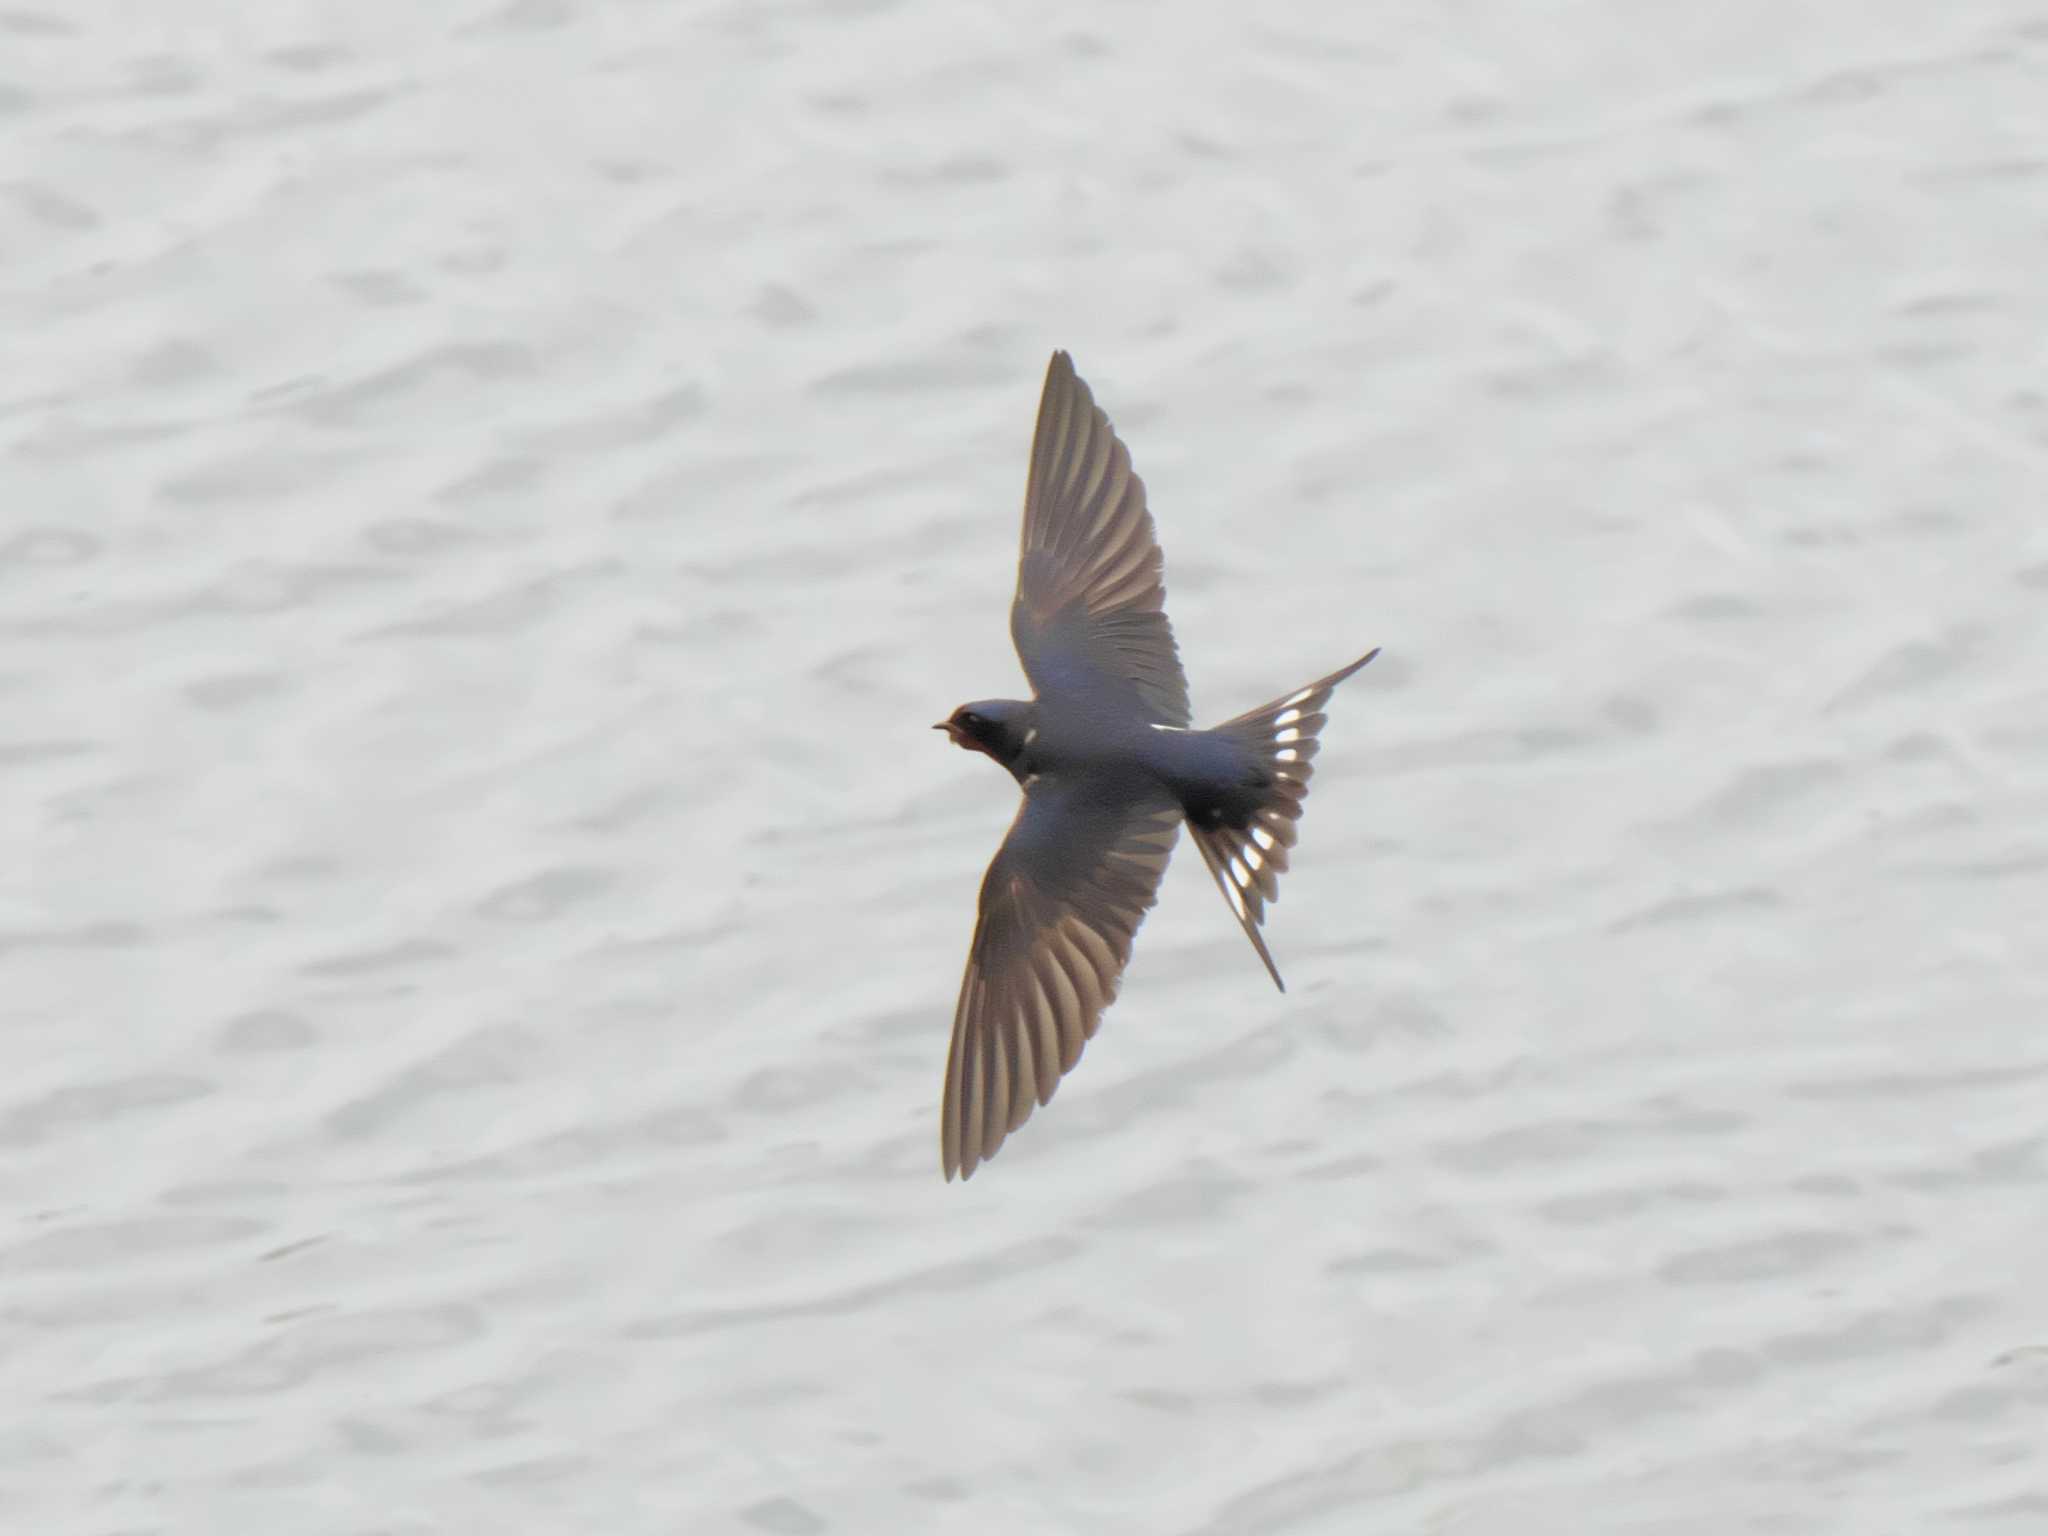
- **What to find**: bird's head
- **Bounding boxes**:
[934,699,1034,771]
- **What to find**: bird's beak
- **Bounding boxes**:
[932,721,951,733]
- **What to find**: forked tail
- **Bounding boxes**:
[1187,648,1380,991]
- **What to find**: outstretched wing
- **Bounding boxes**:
[943,779,1182,1180]
[1010,351,1192,727]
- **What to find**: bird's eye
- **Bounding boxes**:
[958,711,983,730]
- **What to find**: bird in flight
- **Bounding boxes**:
[932,350,1378,1180]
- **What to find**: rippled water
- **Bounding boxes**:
[6,2,2047,1531]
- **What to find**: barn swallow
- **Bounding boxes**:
[933,350,1378,1180]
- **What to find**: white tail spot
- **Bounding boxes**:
[1222,879,1247,918]
[1149,723,1189,733]
[1284,688,1315,707]
[1275,727,1301,744]
[1273,707,1302,728]
[1229,854,1252,889]
[1276,747,1299,763]
[1242,843,1265,869]
[1251,826,1276,850]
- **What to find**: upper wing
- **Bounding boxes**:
[1010,351,1192,727]
[943,778,1181,1180]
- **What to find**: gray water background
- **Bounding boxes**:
[5,3,2047,1531]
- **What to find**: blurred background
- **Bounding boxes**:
[4,2,2045,1531]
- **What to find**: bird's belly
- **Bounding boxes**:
[1018,709,1162,790]
[1135,725,1268,828]
[1028,712,1262,825]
